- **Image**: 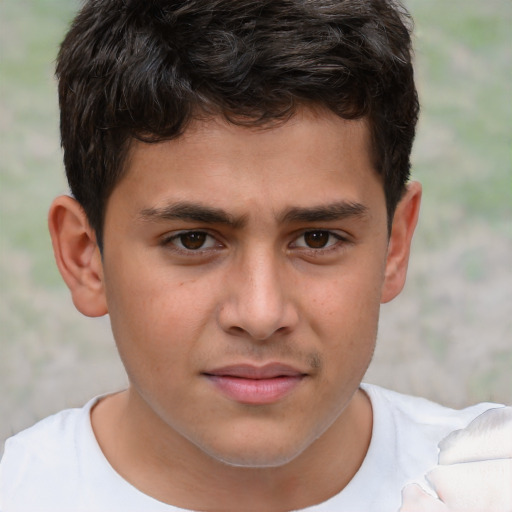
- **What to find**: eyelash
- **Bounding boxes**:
[160,231,223,255]
[160,229,350,257]
[290,230,348,252]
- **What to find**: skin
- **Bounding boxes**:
[49,108,421,511]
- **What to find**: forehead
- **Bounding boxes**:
[114,109,384,222]
[161,109,373,171]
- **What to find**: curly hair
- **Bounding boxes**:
[56,0,419,246]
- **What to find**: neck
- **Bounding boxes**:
[91,388,372,511]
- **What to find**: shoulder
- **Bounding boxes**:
[0,395,181,512]
[0,397,101,510]
[361,384,502,491]
[1,396,99,463]
[297,386,503,512]
[317,384,504,511]
[362,383,500,434]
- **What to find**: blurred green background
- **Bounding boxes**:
[1,0,511,444]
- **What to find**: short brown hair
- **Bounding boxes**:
[56,0,419,247]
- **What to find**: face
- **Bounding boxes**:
[100,109,391,468]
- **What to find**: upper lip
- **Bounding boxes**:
[204,363,306,379]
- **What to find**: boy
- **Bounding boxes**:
[0,1,507,511]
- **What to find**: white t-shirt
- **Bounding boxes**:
[0,384,499,512]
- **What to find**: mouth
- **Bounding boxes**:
[203,363,307,405]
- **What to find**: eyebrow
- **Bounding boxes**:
[138,200,368,227]
[138,202,247,228]
[279,201,369,224]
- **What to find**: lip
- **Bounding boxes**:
[203,363,307,405]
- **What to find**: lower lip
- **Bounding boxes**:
[206,375,304,405]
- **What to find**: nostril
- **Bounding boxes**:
[228,326,246,336]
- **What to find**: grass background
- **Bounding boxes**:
[1,0,511,445]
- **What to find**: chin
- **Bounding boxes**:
[211,448,302,469]
[196,431,313,469]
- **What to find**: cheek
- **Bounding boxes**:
[304,263,383,377]
[104,261,213,375]
[307,267,383,334]
[106,285,199,411]
[106,250,207,326]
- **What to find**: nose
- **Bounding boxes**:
[218,249,299,341]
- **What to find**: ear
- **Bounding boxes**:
[380,181,422,304]
[48,195,108,317]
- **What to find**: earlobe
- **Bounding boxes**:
[381,181,422,304]
[48,195,108,317]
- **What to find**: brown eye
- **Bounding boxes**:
[179,232,207,250]
[303,231,330,248]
